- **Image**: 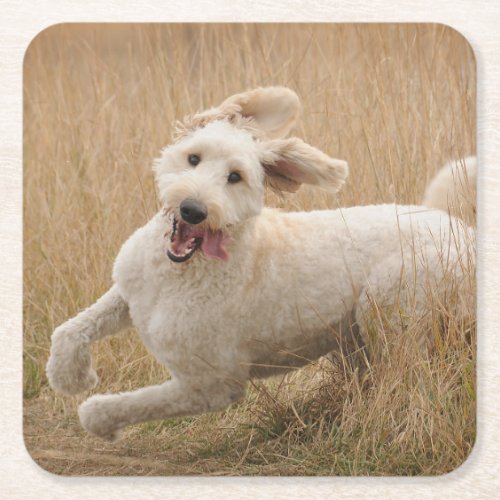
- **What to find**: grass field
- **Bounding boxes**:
[23,23,476,476]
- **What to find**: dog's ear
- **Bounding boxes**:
[184,87,300,139]
[260,137,348,193]
[219,87,301,139]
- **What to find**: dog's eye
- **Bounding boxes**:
[188,154,201,167]
[227,172,242,184]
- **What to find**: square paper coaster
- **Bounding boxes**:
[23,23,475,477]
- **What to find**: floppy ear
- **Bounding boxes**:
[190,87,301,139]
[220,87,301,138]
[259,138,348,194]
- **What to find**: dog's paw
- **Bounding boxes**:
[78,395,123,441]
[46,324,99,396]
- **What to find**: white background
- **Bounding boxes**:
[1,1,499,498]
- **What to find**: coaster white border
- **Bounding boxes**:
[2,1,499,498]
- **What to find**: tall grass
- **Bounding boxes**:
[23,23,476,475]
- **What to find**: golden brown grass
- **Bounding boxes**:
[23,23,476,476]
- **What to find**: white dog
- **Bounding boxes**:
[46,87,474,441]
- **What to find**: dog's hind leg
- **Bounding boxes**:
[46,284,132,396]
[78,377,245,441]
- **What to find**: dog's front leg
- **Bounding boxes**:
[46,284,132,396]
[78,378,245,441]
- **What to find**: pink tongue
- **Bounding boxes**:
[201,229,231,261]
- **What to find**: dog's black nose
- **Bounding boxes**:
[179,199,208,225]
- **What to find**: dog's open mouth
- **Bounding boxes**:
[165,215,232,263]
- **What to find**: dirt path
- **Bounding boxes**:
[23,390,270,476]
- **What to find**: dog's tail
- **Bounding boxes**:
[422,156,477,226]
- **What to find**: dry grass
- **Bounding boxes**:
[23,23,476,476]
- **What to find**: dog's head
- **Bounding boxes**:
[153,87,348,263]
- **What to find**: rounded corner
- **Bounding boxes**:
[434,425,478,478]
[22,425,66,478]
[23,23,73,72]
[430,23,477,70]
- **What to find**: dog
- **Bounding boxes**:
[46,87,475,441]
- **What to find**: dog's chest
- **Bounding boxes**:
[138,278,230,354]
[112,218,247,371]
